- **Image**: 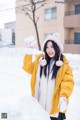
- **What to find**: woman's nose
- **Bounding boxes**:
[48,48,52,52]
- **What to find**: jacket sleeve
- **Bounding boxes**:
[22,53,44,75]
[23,54,34,74]
[60,65,74,99]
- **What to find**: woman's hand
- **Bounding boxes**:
[58,97,68,112]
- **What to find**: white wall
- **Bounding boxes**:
[1,28,12,45]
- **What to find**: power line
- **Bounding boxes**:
[0,7,15,12]
[0,3,14,7]
[0,1,47,12]
[0,4,31,12]
[0,3,15,12]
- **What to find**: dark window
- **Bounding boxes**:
[75,4,80,14]
[0,35,1,41]
[74,32,80,44]
[12,32,15,45]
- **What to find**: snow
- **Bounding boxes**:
[0,48,50,120]
[64,53,80,120]
[0,47,80,120]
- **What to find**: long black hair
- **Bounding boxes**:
[40,40,63,79]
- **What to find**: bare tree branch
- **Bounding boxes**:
[35,3,44,11]
[25,12,33,21]
[36,17,39,23]
[23,6,32,12]
[16,0,30,4]
[16,0,49,50]
[35,0,47,4]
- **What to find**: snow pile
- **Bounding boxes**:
[0,96,50,120]
[0,48,50,120]
[0,47,80,120]
[64,53,80,120]
[65,53,80,86]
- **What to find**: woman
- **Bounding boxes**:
[23,33,74,120]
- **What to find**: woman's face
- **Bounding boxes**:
[46,41,55,58]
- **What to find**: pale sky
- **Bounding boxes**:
[0,0,16,28]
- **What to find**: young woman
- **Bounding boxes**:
[23,33,74,120]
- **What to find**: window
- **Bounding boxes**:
[0,33,2,41]
[44,33,54,40]
[33,0,44,2]
[74,32,80,44]
[38,0,44,1]
[75,4,80,14]
[12,32,15,45]
[44,7,57,20]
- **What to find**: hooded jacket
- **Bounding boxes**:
[23,53,74,114]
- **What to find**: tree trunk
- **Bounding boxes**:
[34,22,41,50]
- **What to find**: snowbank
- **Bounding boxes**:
[0,48,50,120]
[0,47,80,120]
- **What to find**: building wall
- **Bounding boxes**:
[65,28,80,41]
[4,21,16,45]
[16,0,80,53]
[16,0,65,49]
[64,44,80,53]
[64,2,80,53]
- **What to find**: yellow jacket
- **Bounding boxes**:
[23,53,74,114]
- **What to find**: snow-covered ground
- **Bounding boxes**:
[0,47,80,120]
